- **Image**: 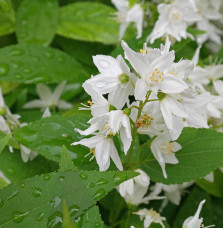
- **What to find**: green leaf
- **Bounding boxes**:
[0,2,15,36]
[196,169,223,198]
[173,186,213,228]
[0,148,58,182]
[0,0,12,11]
[0,44,88,84]
[212,196,223,228]
[16,0,59,46]
[59,145,77,171]
[57,2,119,44]
[63,201,76,228]
[79,205,104,228]
[0,170,137,227]
[13,114,97,169]
[0,131,10,154]
[139,128,223,184]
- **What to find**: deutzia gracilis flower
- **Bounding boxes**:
[150,133,181,178]
[195,0,222,45]
[76,110,132,154]
[134,208,166,228]
[83,55,137,109]
[121,39,188,100]
[71,134,123,171]
[148,0,201,43]
[111,0,144,39]
[182,200,215,228]
[24,81,72,115]
[117,169,165,206]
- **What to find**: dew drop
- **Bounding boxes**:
[86,182,94,189]
[58,56,64,62]
[36,212,44,221]
[99,60,109,68]
[69,204,80,220]
[12,211,28,223]
[49,196,61,209]
[0,63,9,76]
[94,222,100,227]
[44,173,50,181]
[45,51,54,58]
[32,187,42,197]
[0,199,4,208]
[23,68,32,73]
[47,211,63,228]
[19,182,25,188]
[15,74,22,79]
[7,190,19,200]
[9,48,24,56]
[113,173,127,185]
[80,173,88,180]
[92,189,106,201]
[59,176,64,181]
[96,178,108,185]
[7,168,15,175]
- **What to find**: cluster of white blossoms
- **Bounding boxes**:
[72,36,219,179]
[132,199,214,228]
[112,0,223,48]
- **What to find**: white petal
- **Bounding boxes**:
[135,79,149,101]
[51,81,66,105]
[36,84,52,102]
[23,100,46,109]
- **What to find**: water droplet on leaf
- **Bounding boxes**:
[32,187,42,197]
[80,173,88,180]
[113,173,127,185]
[36,212,44,221]
[9,48,24,56]
[12,211,28,223]
[44,173,50,181]
[96,178,108,185]
[93,189,106,201]
[69,204,80,220]
[7,190,19,200]
[0,63,9,76]
[49,196,61,209]
[59,176,64,181]
[47,211,63,228]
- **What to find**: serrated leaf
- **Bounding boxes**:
[16,0,59,46]
[57,2,119,44]
[79,205,103,228]
[0,2,15,36]
[139,128,223,184]
[0,44,88,84]
[0,131,10,154]
[13,114,97,169]
[63,201,76,228]
[173,186,213,228]
[0,148,58,182]
[59,145,77,171]
[0,170,137,227]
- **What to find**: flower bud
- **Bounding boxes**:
[119,73,129,84]
[157,91,166,100]
[123,108,131,116]
[0,106,6,115]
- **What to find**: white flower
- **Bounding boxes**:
[83,55,136,109]
[24,81,72,115]
[117,169,164,205]
[121,40,188,101]
[20,144,38,163]
[134,208,166,228]
[182,200,215,228]
[195,0,222,45]
[112,0,144,39]
[148,0,201,43]
[71,134,123,171]
[76,110,132,154]
[150,182,193,205]
[150,133,181,178]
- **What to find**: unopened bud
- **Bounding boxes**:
[157,91,166,100]
[123,108,131,116]
[119,73,129,84]
[0,107,6,115]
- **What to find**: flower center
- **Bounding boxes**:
[90,148,95,155]
[135,114,154,128]
[149,208,160,221]
[161,142,174,155]
[119,73,129,84]
[147,68,165,86]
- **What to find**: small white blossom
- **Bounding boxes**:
[134,208,166,228]
[148,0,201,43]
[24,81,72,115]
[71,134,123,171]
[112,0,144,39]
[83,55,137,109]
[150,133,181,178]
[182,200,215,228]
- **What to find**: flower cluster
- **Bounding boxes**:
[72,36,218,179]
